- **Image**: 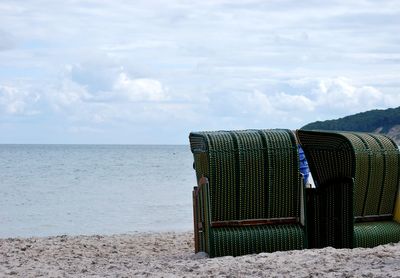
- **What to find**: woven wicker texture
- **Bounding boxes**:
[354,221,400,248]
[297,130,400,248]
[190,129,306,257]
[210,224,305,257]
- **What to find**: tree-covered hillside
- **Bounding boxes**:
[301,107,400,144]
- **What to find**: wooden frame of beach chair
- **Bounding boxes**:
[190,129,307,257]
[297,130,400,249]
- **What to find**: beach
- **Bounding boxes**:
[1,232,399,277]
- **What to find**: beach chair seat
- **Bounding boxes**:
[354,221,400,248]
[210,224,305,257]
[190,129,307,257]
[297,130,400,249]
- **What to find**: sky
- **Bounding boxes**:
[1,0,400,144]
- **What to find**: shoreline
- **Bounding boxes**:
[1,232,399,277]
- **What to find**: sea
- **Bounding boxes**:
[0,145,195,238]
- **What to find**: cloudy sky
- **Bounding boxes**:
[1,0,400,144]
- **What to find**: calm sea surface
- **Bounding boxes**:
[0,145,195,238]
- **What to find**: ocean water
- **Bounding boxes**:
[0,145,195,238]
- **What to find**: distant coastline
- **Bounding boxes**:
[302,106,400,145]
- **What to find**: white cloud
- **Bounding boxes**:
[204,77,400,129]
[288,76,394,113]
[270,92,315,112]
[246,90,274,114]
[54,79,92,107]
[1,0,400,142]
[209,90,274,117]
[0,29,16,51]
[43,64,183,125]
[0,84,40,115]
[309,77,394,114]
[382,92,400,106]
[113,73,169,102]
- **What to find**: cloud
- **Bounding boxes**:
[44,63,181,125]
[312,78,384,112]
[269,92,315,112]
[0,84,40,115]
[113,73,169,102]
[288,77,399,116]
[52,78,92,108]
[0,29,16,51]
[1,0,400,143]
[47,65,400,130]
[204,77,400,129]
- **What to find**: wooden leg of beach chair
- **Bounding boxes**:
[193,187,199,253]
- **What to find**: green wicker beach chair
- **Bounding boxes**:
[190,129,307,257]
[297,130,400,249]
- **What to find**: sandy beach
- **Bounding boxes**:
[0,232,399,277]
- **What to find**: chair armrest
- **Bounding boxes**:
[194,176,212,229]
[193,176,212,253]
